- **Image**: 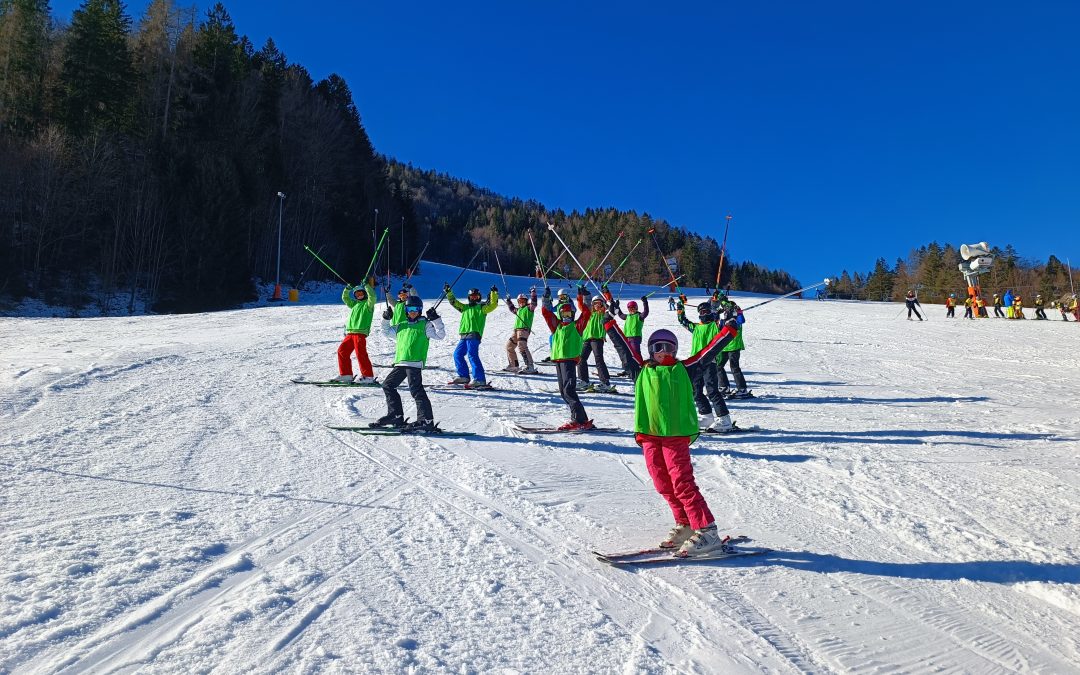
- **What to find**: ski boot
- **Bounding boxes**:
[519,367,539,375]
[706,415,737,434]
[369,413,406,429]
[698,413,715,429]
[557,419,595,432]
[675,525,726,558]
[449,376,470,385]
[594,383,617,394]
[403,419,440,435]
[730,389,754,399]
[660,523,693,550]
[577,382,594,393]
[354,376,378,385]
[501,365,520,373]
[469,380,494,390]
[331,374,355,383]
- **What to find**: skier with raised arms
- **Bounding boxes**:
[445,285,499,388]
[371,296,446,432]
[539,286,593,431]
[503,290,539,374]
[676,300,740,432]
[577,292,616,393]
[333,277,377,384]
[604,287,649,369]
[603,314,741,557]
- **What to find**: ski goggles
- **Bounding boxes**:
[406,305,422,314]
[649,341,677,355]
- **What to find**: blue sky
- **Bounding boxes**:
[55,1,1080,284]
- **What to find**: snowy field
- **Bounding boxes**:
[2,263,1080,673]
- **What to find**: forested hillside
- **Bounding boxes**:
[1,0,799,314]
[387,161,801,293]
[828,243,1076,304]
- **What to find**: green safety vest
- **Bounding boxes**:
[392,301,407,327]
[457,304,489,335]
[551,321,584,360]
[623,313,643,338]
[634,362,700,441]
[723,325,744,352]
[582,312,606,341]
[690,321,720,354]
[343,285,375,334]
[395,320,430,364]
[514,306,535,331]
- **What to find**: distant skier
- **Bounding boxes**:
[539,286,593,431]
[667,296,676,311]
[976,295,988,318]
[604,316,741,557]
[1004,289,1015,318]
[962,295,972,319]
[577,292,616,393]
[504,289,538,374]
[1034,294,1047,320]
[445,285,499,388]
[905,290,923,321]
[676,301,739,432]
[946,294,956,318]
[993,293,1005,318]
[333,278,377,384]
[372,296,446,432]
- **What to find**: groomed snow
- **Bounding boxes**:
[2,263,1079,673]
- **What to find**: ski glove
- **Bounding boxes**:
[543,287,552,299]
[426,308,439,321]
[382,308,393,320]
[443,282,451,293]
[490,285,498,293]
[577,284,587,294]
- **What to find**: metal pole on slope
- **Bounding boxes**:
[546,222,604,296]
[493,249,510,297]
[527,231,548,288]
[740,279,832,312]
[715,214,732,289]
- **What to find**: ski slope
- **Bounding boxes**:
[2,263,1079,673]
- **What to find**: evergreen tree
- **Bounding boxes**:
[56,0,135,136]
[0,0,51,136]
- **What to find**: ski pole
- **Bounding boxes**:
[587,231,625,281]
[741,279,832,312]
[544,250,567,278]
[649,228,682,294]
[303,245,351,285]
[363,228,390,282]
[493,249,510,297]
[295,244,325,289]
[715,214,732,288]
[546,222,604,296]
[432,246,486,310]
[405,241,430,280]
[643,276,685,297]
[607,237,644,284]
[527,231,548,288]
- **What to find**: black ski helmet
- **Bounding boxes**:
[697,301,714,319]
[467,287,482,303]
[405,295,423,316]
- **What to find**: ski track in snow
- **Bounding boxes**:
[2,266,1080,673]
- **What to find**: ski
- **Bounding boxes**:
[291,378,380,388]
[542,388,631,397]
[596,547,770,566]
[698,424,765,435]
[724,390,756,400]
[508,423,623,435]
[594,535,753,561]
[430,382,497,392]
[325,425,477,437]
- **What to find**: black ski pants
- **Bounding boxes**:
[577,339,610,385]
[907,304,922,320]
[382,366,433,423]
[946,306,955,318]
[718,350,747,391]
[556,360,588,423]
[994,306,1005,317]
[1036,308,1047,320]
[691,362,729,417]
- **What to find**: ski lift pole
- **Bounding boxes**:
[493,249,510,297]
[432,246,486,310]
[527,231,548,288]
[741,279,832,312]
[303,245,352,285]
[546,222,604,296]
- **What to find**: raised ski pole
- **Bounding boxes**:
[405,241,431,281]
[544,250,567,278]
[649,228,683,294]
[716,214,732,288]
[607,237,644,282]
[527,231,548,288]
[493,249,510,297]
[432,247,486,310]
[363,228,390,282]
[546,222,604,296]
[304,245,352,285]
[643,275,686,298]
[741,279,832,312]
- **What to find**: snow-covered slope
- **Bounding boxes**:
[2,264,1079,673]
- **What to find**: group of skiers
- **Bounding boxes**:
[939,289,1079,321]
[324,277,756,558]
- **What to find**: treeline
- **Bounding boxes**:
[388,161,802,294]
[827,242,1077,304]
[0,0,414,312]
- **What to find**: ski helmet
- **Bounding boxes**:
[467,287,482,302]
[398,287,409,297]
[557,289,569,300]
[591,295,605,306]
[697,301,714,319]
[517,293,528,301]
[647,328,678,355]
[626,300,638,311]
[405,295,423,316]
[353,287,367,300]
[556,301,576,322]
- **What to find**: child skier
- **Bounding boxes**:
[963,296,973,319]
[540,286,593,431]
[676,301,739,432]
[386,285,412,326]
[577,292,616,393]
[504,290,539,374]
[445,285,499,388]
[604,316,741,557]
[715,294,750,398]
[946,294,956,318]
[372,296,446,432]
[1034,294,1047,320]
[333,279,377,383]
[605,292,649,366]
[1013,295,1026,319]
